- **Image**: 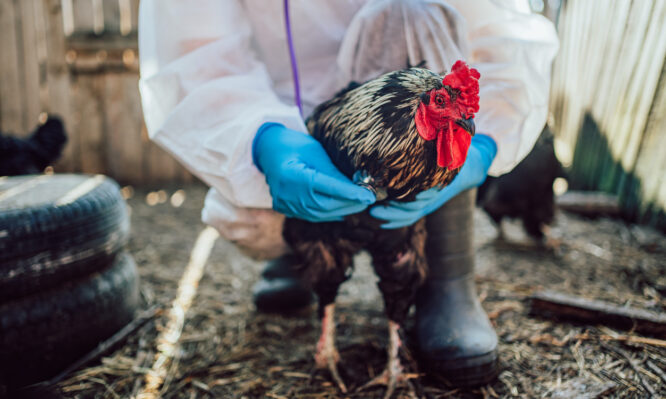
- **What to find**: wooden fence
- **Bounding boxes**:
[0,0,192,185]
[2,0,665,229]
[550,0,666,230]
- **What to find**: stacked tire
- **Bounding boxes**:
[0,174,139,390]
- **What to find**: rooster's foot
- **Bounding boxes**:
[541,226,562,252]
[357,321,419,399]
[358,367,418,399]
[314,304,347,393]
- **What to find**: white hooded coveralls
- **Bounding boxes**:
[138,0,559,258]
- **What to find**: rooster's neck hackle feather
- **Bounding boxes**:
[307,67,455,201]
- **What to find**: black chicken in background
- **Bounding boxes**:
[476,126,565,246]
[0,117,67,176]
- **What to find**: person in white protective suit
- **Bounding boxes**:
[138,0,558,386]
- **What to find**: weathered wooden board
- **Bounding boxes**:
[70,74,106,174]
[530,291,666,337]
[44,0,76,173]
[104,73,144,183]
[550,0,666,231]
[0,0,190,184]
[18,1,42,132]
[0,0,25,134]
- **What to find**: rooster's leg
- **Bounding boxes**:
[358,321,416,399]
[540,224,562,251]
[283,218,361,393]
[364,220,427,398]
[314,303,346,393]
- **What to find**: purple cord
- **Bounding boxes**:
[283,0,303,116]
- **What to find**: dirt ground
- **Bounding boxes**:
[56,184,665,399]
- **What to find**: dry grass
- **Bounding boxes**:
[56,185,665,398]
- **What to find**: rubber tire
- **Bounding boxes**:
[0,174,130,300]
[0,252,140,389]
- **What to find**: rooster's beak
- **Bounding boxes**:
[455,117,475,136]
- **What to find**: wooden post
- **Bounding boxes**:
[43,0,77,172]
[104,73,144,183]
[0,0,25,134]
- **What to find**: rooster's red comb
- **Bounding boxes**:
[442,60,480,117]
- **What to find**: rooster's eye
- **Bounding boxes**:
[435,94,445,106]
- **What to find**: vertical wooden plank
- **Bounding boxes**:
[577,1,607,189]
[600,2,651,161]
[117,0,131,36]
[43,0,76,172]
[590,1,631,121]
[588,2,616,191]
[130,0,139,28]
[0,0,26,134]
[554,0,585,156]
[618,1,666,171]
[586,0,631,192]
[32,0,50,113]
[71,0,94,35]
[70,74,106,174]
[146,141,179,184]
[631,62,666,220]
[180,163,195,183]
[548,0,569,152]
[60,0,73,36]
[561,1,591,175]
[104,73,144,183]
[138,100,194,184]
[596,1,660,193]
[19,0,43,131]
[102,0,120,34]
[91,0,103,35]
[141,122,192,185]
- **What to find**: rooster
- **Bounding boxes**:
[0,117,67,177]
[283,61,480,397]
[476,126,565,247]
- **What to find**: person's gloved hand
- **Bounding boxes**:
[370,134,497,229]
[253,123,376,222]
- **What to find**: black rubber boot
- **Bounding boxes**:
[252,255,314,313]
[416,189,498,387]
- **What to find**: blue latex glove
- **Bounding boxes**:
[370,134,497,229]
[253,123,376,222]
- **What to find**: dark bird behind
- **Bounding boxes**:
[0,117,67,177]
[476,126,565,246]
[282,61,480,397]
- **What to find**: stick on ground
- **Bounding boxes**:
[530,291,666,337]
[137,227,219,399]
